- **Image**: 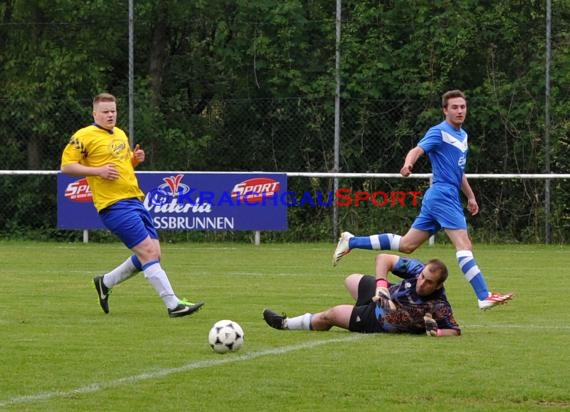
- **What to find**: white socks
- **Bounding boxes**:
[285,313,313,330]
[102,256,140,288]
[100,256,182,310]
[142,260,179,309]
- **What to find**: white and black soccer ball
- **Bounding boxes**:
[208,320,244,354]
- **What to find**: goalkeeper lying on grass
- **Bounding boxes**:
[263,254,460,337]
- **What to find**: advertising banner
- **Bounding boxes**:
[57,172,287,231]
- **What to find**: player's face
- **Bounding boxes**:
[93,101,117,130]
[443,97,467,128]
[416,264,442,296]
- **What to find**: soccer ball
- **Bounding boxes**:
[208,320,244,354]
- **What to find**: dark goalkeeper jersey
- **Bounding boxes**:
[379,258,461,334]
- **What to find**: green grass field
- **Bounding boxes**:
[1,241,569,411]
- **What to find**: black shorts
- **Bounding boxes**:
[348,275,384,333]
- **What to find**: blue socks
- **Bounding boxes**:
[456,250,490,300]
[349,233,401,251]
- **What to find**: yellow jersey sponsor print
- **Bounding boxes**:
[61,125,144,211]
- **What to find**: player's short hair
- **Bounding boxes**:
[93,93,116,108]
[441,89,466,108]
[425,258,449,285]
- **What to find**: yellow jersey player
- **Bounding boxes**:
[61,93,204,318]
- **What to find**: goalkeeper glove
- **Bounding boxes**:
[372,286,396,311]
[423,313,438,337]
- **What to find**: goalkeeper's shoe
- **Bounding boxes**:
[168,299,204,318]
[332,231,354,266]
[93,276,110,314]
[478,292,514,310]
[263,308,286,330]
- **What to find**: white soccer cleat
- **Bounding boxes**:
[332,231,354,267]
[478,292,514,310]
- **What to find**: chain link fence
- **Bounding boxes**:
[1,96,568,243]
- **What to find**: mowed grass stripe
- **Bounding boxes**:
[0,334,364,408]
[1,241,569,411]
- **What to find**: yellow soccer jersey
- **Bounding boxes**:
[61,125,144,211]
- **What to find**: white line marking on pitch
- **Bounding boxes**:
[0,334,365,408]
[2,322,568,407]
[467,323,570,330]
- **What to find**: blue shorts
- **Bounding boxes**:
[99,199,158,249]
[411,184,467,235]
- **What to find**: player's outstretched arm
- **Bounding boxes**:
[424,313,460,337]
[400,146,425,176]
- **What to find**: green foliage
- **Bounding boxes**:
[1,1,570,241]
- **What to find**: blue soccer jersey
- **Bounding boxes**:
[417,120,468,188]
[411,120,469,232]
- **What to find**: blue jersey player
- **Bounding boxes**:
[61,93,204,318]
[332,90,513,310]
[263,254,461,337]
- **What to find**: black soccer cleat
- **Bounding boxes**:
[263,308,286,330]
[93,276,110,314]
[168,300,205,318]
